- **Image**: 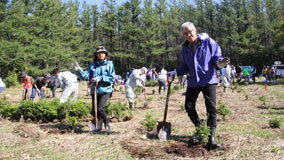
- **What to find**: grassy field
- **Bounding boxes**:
[0,79,284,159]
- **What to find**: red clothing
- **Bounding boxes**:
[21,76,32,89]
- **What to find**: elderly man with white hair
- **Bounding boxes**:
[125,67,147,110]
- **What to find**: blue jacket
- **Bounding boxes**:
[176,33,223,87]
[79,60,115,95]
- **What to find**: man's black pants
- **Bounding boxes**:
[185,84,217,128]
[91,93,111,124]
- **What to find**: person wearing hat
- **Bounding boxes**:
[74,46,115,132]
[20,71,33,100]
[30,73,51,100]
[52,68,80,103]
[124,67,147,110]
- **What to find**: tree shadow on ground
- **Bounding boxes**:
[257,106,284,110]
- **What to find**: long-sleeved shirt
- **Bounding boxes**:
[58,71,79,88]
[176,33,223,87]
[79,60,115,95]
[125,69,146,88]
[21,76,33,89]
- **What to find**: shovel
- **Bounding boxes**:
[89,81,103,132]
[157,75,175,140]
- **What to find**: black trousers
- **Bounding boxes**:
[185,84,217,128]
[91,93,110,124]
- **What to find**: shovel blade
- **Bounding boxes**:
[89,121,103,132]
[157,121,171,140]
[143,101,149,108]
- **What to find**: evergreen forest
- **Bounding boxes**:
[0,0,284,81]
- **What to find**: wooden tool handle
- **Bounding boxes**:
[163,75,175,123]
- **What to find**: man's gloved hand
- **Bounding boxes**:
[217,57,229,68]
[168,70,177,77]
[36,88,40,93]
[73,61,82,71]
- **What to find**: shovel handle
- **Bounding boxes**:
[163,75,175,123]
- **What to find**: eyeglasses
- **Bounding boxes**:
[183,28,194,36]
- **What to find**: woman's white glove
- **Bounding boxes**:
[91,77,101,83]
[73,61,82,71]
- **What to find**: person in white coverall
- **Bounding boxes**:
[52,68,80,103]
[125,67,147,109]
[221,64,231,92]
[0,77,5,93]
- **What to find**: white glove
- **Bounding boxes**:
[217,57,229,68]
[73,61,82,71]
[168,70,177,77]
[91,77,101,83]
[22,83,25,86]
[36,88,40,93]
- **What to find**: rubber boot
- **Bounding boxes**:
[105,121,111,132]
[207,128,221,149]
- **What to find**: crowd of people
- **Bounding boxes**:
[1,21,283,150]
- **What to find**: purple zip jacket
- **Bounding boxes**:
[176,33,223,87]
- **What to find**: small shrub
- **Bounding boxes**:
[169,89,175,96]
[134,100,138,107]
[0,100,21,120]
[259,95,268,105]
[234,83,239,90]
[134,87,142,96]
[173,85,181,91]
[147,97,153,102]
[271,147,281,153]
[217,103,231,120]
[193,124,211,144]
[244,82,249,86]
[145,80,157,87]
[269,118,282,128]
[3,71,19,88]
[245,94,248,100]
[105,101,132,118]
[141,113,158,131]
[119,86,123,92]
[180,104,185,111]
[66,115,80,129]
[68,100,91,118]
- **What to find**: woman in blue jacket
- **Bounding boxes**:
[75,46,115,132]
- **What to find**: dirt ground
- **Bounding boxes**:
[0,80,284,159]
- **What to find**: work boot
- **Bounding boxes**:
[207,128,221,149]
[105,121,111,132]
[129,102,135,110]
